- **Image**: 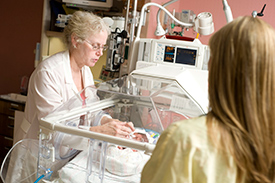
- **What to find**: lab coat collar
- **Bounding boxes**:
[63,50,89,94]
[63,50,73,85]
[63,50,80,95]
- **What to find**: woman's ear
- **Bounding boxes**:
[71,33,78,47]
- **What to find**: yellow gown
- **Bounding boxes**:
[141,116,242,183]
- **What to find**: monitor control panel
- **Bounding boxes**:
[150,38,209,70]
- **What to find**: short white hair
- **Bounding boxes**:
[63,11,110,48]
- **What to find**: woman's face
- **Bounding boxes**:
[75,30,108,68]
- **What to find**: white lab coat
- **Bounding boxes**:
[7,51,111,182]
[14,50,95,144]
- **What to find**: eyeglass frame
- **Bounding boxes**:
[84,39,108,51]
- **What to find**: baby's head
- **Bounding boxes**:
[129,128,160,144]
[132,132,149,142]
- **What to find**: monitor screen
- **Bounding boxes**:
[175,48,197,66]
[63,0,113,9]
[164,46,175,63]
[91,0,107,2]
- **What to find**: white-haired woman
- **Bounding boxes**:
[16,11,134,145]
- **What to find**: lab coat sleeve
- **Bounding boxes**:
[32,69,64,121]
[33,69,90,152]
[53,110,112,158]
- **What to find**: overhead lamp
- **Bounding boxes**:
[194,12,214,36]
[223,0,233,23]
[155,22,167,36]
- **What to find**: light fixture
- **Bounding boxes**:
[194,12,214,36]
[222,0,233,23]
[155,23,167,36]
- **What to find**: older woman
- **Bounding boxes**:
[16,11,134,144]
[141,16,275,183]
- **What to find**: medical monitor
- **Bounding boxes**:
[150,38,207,69]
[62,0,113,10]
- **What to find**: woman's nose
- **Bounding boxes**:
[96,49,103,56]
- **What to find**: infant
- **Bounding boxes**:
[105,128,160,176]
[58,128,160,182]
[131,128,160,144]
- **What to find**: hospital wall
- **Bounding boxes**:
[0,1,43,95]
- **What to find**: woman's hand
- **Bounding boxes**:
[90,117,135,138]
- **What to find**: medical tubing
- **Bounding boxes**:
[34,174,44,183]
[34,167,53,183]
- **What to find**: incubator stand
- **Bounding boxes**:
[0,74,207,183]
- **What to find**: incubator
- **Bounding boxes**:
[0,71,207,183]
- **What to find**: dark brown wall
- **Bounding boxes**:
[0,1,43,95]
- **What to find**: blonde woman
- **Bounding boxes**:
[141,16,275,183]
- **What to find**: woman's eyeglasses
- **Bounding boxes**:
[84,40,108,51]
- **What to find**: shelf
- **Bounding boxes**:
[46,31,64,37]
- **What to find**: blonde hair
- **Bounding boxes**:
[63,11,110,48]
[208,16,275,183]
